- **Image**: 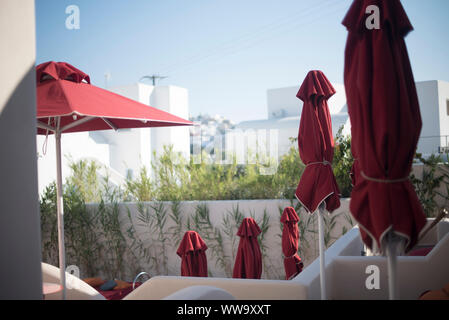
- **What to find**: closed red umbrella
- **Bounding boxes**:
[176,231,208,277]
[280,207,303,280]
[343,0,427,298]
[232,218,262,279]
[349,149,361,187]
[35,61,193,298]
[295,70,341,213]
[295,70,341,299]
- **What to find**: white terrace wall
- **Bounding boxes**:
[85,198,354,281]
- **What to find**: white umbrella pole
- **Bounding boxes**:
[386,235,397,300]
[317,203,327,300]
[55,130,67,300]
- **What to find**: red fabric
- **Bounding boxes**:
[95,282,141,300]
[350,158,361,187]
[176,231,208,277]
[36,61,91,84]
[407,246,433,257]
[343,0,426,254]
[35,61,192,135]
[233,218,262,279]
[295,70,341,213]
[280,207,303,280]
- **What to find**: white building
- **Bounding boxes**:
[36,83,190,194]
[189,114,236,156]
[237,83,350,159]
[416,80,449,156]
[237,81,449,159]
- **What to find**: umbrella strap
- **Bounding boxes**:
[306,160,332,167]
[41,118,51,156]
[361,171,409,183]
[283,253,299,259]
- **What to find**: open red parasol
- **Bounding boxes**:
[35,61,193,298]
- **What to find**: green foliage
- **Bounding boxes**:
[168,201,185,248]
[120,127,354,202]
[270,146,305,199]
[122,144,306,201]
[38,131,361,280]
[150,201,169,274]
[341,212,355,236]
[251,209,280,279]
[221,205,245,262]
[410,153,448,217]
[323,212,341,248]
[332,127,353,198]
[191,203,230,276]
[124,166,153,202]
[40,123,449,282]
[96,187,127,279]
[134,200,170,275]
[40,180,102,276]
[66,157,102,203]
[439,156,449,209]
[298,213,316,255]
[40,161,130,279]
[40,183,58,264]
[124,206,151,277]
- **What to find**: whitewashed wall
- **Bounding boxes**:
[437,81,449,150]
[0,0,43,299]
[86,198,354,281]
[150,85,190,161]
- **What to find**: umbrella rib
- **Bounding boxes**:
[60,116,95,132]
[102,117,118,131]
[37,120,56,132]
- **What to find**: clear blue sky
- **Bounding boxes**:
[35,0,449,123]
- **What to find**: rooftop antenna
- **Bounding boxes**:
[104,71,111,88]
[140,74,168,86]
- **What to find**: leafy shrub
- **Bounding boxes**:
[40,166,130,279]
[332,127,353,198]
[410,153,449,217]
[124,144,306,202]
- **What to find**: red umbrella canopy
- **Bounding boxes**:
[280,207,303,280]
[295,70,341,213]
[36,61,192,134]
[343,0,426,253]
[232,217,263,279]
[350,156,362,187]
[176,231,208,277]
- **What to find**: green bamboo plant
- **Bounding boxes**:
[39,133,449,281]
[250,209,281,279]
[124,206,152,278]
[192,203,230,277]
[221,204,244,263]
[168,200,185,248]
[410,153,447,217]
[150,201,169,275]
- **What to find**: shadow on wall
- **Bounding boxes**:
[0,64,43,299]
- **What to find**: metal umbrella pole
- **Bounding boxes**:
[37,116,109,300]
[55,118,67,300]
[317,202,327,300]
[386,232,401,300]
